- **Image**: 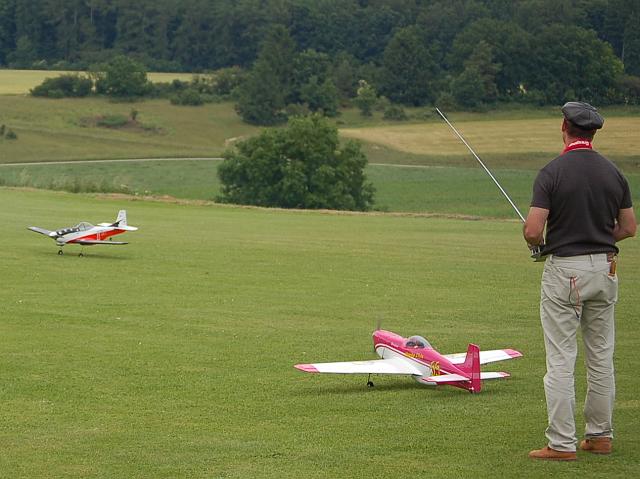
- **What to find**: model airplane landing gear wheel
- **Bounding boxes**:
[57,250,63,255]
[367,381,375,388]
[79,252,84,257]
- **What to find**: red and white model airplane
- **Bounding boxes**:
[28,210,138,255]
[295,329,522,393]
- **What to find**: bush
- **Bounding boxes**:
[435,91,457,111]
[285,103,311,118]
[615,75,640,105]
[218,114,374,211]
[383,105,408,121]
[213,66,246,97]
[95,55,150,98]
[96,115,129,128]
[30,74,93,98]
[0,124,18,139]
[147,81,178,98]
[518,88,547,106]
[47,89,65,99]
[170,88,204,106]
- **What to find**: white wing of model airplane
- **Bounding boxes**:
[295,357,423,375]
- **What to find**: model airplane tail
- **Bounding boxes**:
[461,343,482,393]
[103,210,138,231]
[116,210,127,226]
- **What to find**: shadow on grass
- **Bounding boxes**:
[32,248,132,260]
[295,379,516,398]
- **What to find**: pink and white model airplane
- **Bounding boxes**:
[295,329,522,393]
[28,210,138,255]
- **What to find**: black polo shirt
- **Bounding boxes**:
[531,148,632,256]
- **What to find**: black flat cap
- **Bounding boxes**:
[561,101,604,130]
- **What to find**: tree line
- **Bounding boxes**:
[3,0,640,114]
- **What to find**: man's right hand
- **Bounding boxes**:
[529,244,546,262]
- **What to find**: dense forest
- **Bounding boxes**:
[1,0,640,110]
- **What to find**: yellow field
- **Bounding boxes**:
[0,69,199,95]
[341,117,640,158]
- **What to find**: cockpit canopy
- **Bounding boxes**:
[405,335,432,349]
[74,222,94,231]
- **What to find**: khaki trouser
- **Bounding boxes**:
[540,253,617,452]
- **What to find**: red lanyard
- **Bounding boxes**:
[562,139,593,154]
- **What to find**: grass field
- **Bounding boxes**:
[2,160,639,218]
[0,69,198,95]
[2,69,640,478]
[1,187,639,478]
[2,94,640,217]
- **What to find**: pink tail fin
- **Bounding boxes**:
[461,343,481,393]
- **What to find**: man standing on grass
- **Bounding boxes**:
[523,101,636,461]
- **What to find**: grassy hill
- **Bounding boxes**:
[2,93,640,216]
[0,96,259,162]
[1,187,639,478]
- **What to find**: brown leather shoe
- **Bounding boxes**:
[580,437,612,454]
[529,446,577,461]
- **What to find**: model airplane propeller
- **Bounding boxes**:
[295,329,522,393]
[28,210,138,256]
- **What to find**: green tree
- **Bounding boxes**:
[299,76,340,116]
[458,40,500,104]
[380,26,439,106]
[45,0,82,62]
[96,54,149,98]
[332,52,359,101]
[448,19,531,97]
[170,0,217,70]
[353,79,377,116]
[527,24,623,104]
[114,0,169,60]
[622,7,640,75]
[217,115,374,211]
[451,66,485,108]
[235,25,296,125]
[0,0,16,65]
[235,59,287,125]
[7,35,37,68]
[290,48,332,103]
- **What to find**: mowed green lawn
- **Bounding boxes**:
[1,188,639,478]
[2,160,639,218]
